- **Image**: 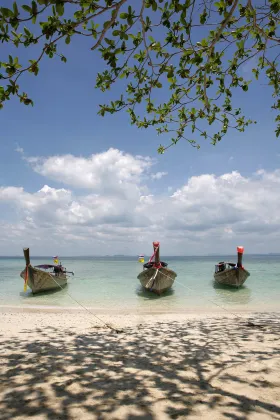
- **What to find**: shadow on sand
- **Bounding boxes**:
[1,314,280,419]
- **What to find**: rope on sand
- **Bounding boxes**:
[157,269,272,329]
[48,273,123,334]
[47,264,271,332]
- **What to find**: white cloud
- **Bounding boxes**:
[25,148,153,199]
[151,171,168,180]
[2,148,280,255]
[15,146,24,154]
[0,185,71,210]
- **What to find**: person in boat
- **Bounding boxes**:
[53,265,63,276]
[216,262,237,273]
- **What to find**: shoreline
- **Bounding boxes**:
[1,306,280,333]
[1,303,280,315]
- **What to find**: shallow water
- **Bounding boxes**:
[0,255,279,312]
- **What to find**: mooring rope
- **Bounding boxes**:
[146,268,159,289]
[47,272,123,333]
[155,268,272,328]
[33,262,273,333]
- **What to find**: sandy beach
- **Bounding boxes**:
[0,308,280,420]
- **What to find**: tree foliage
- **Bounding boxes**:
[0,0,279,151]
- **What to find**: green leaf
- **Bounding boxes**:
[13,2,19,16]
[2,7,14,18]
[22,5,32,13]
[200,9,207,24]
[167,69,174,78]
[157,145,165,154]
[56,3,64,17]
[31,0,37,14]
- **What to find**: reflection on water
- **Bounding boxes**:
[213,281,252,305]
[20,284,68,298]
[136,286,175,300]
[19,284,70,306]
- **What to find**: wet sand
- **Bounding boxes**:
[0,308,280,419]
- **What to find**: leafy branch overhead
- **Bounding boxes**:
[0,0,279,151]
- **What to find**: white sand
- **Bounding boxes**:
[0,308,280,419]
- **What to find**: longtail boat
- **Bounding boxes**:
[20,248,74,294]
[137,242,177,295]
[214,246,250,287]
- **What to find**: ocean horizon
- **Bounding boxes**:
[1,253,280,258]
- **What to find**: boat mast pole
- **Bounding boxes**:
[23,248,30,266]
[23,248,30,292]
[237,246,244,268]
[153,241,160,266]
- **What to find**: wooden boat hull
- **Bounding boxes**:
[137,267,177,295]
[214,267,250,287]
[20,266,67,294]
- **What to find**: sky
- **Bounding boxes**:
[0,3,280,256]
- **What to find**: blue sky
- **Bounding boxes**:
[0,2,280,255]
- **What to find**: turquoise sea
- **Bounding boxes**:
[0,255,279,313]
